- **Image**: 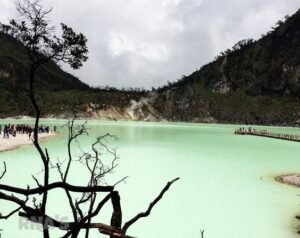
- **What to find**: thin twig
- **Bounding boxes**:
[0,162,6,180]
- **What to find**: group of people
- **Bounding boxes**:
[0,124,56,140]
[234,127,257,134]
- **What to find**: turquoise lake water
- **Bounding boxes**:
[0,120,300,238]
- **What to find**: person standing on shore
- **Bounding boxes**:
[28,128,32,140]
[3,125,9,139]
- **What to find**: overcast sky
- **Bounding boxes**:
[0,0,299,89]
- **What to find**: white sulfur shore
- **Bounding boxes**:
[0,133,55,152]
[276,174,300,187]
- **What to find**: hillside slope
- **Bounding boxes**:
[0,9,300,126]
[0,32,91,116]
[150,9,300,125]
[0,31,149,119]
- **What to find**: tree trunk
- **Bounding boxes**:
[110,191,122,238]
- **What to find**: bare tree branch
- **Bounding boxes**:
[0,162,6,180]
[0,207,22,220]
[200,229,205,238]
[32,175,41,187]
[0,182,113,195]
[122,178,180,234]
[61,193,112,237]
[113,176,128,187]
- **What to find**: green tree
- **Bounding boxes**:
[0,1,88,237]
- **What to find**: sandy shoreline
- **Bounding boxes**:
[276,174,300,187]
[0,133,56,152]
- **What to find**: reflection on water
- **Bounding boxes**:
[0,120,300,238]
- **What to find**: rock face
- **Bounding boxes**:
[276,174,300,187]
[77,95,161,121]
[151,86,216,123]
[212,57,231,94]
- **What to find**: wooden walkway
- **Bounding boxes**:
[234,128,300,142]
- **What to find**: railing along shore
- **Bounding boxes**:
[234,128,300,142]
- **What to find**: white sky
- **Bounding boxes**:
[0,0,299,89]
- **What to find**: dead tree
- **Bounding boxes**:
[0,1,179,237]
[200,229,205,238]
[0,116,179,238]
